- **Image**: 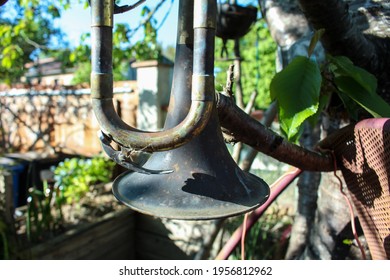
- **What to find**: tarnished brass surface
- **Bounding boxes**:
[90,73,113,99]
[191,75,215,101]
[194,0,217,29]
[91,0,113,27]
[90,0,270,219]
[111,0,270,220]
[90,0,215,153]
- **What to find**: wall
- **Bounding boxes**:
[0,82,138,157]
[132,60,173,131]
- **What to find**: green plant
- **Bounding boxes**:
[215,19,277,109]
[26,181,64,243]
[270,29,390,142]
[0,0,71,84]
[130,6,162,62]
[227,207,293,260]
[326,55,390,119]
[25,155,115,244]
[52,155,115,205]
[70,5,164,85]
[0,219,9,259]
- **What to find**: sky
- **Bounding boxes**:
[58,0,179,49]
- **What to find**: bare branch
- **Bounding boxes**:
[233,90,257,163]
[239,102,277,171]
[156,0,174,31]
[114,0,146,14]
[244,90,258,115]
[128,0,168,39]
[233,39,244,110]
[20,32,49,50]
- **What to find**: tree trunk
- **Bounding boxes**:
[257,0,389,259]
[285,122,321,259]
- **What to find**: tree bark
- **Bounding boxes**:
[239,101,277,171]
[297,0,390,101]
[298,0,377,68]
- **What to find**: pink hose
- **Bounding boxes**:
[215,168,302,260]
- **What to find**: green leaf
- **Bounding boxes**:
[308,28,325,58]
[20,0,29,8]
[328,55,390,118]
[328,56,377,94]
[337,90,362,120]
[1,57,12,68]
[141,6,150,16]
[48,5,60,18]
[334,76,390,118]
[0,220,6,232]
[14,22,27,35]
[308,93,330,127]
[343,239,353,245]
[69,52,76,62]
[270,56,322,141]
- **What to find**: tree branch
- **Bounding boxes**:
[225,64,235,98]
[114,0,146,14]
[244,90,258,115]
[297,0,379,74]
[233,39,245,110]
[239,101,277,171]
[216,93,334,172]
[127,0,167,39]
[20,32,49,50]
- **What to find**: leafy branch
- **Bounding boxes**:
[269,29,390,142]
[327,55,390,119]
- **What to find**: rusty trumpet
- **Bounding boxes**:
[91,0,269,220]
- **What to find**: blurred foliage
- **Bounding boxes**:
[162,45,176,62]
[26,181,64,243]
[71,5,163,85]
[0,1,163,85]
[0,0,74,84]
[131,6,162,61]
[25,154,115,243]
[215,19,277,109]
[0,218,9,259]
[52,155,115,205]
[226,207,293,260]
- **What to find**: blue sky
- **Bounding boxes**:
[58,0,178,48]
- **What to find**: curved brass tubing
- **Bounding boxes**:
[90,0,216,153]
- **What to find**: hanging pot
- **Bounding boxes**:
[216,3,258,40]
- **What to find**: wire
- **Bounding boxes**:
[327,149,367,260]
[156,0,174,32]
